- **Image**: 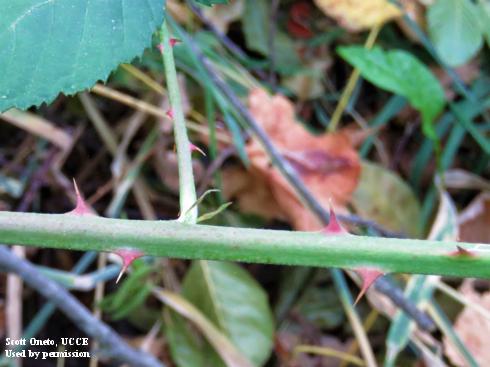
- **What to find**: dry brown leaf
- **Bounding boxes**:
[458,192,490,244]
[313,0,401,32]
[223,89,360,231]
[222,167,286,221]
[444,280,490,366]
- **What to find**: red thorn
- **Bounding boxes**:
[448,245,476,258]
[166,109,174,119]
[68,179,92,216]
[170,38,180,47]
[190,143,206,156]
[322,204,347,235]
[114,249,144,283]
[157,39,180,53]
[354,268,385,305]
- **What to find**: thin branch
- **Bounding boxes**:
[160,20,197,223]
[0,245,165,367]
[0,212,488,279]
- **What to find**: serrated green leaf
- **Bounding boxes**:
[352,161,421,237]
[242,0,269,55]
[428,0,483,67]
[170,261,274,367]
[0,0,165,112]
[338,46,445,140]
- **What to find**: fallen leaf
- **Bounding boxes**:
[458,192,490,244]
[444,280,490,366]
[283,59,332,100]
[352,161,421,237]
[222,167,286,221]
[313,0,401,32]
[223,88,361,231]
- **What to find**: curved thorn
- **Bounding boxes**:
[114,249,144,283]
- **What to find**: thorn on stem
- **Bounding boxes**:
[68,179,92,216]
[156,38,180,53]
[322,203,347,235]
[448,245,476,258]
[114,249,144,283]
[354,268,385,305]
[170,38,180,47]
[190,143,206,156]
[166,109,174,119]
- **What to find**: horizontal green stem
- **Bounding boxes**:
[0,211,489,279]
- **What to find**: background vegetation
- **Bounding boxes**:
[0,0,489,366]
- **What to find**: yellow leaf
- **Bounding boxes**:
[313,0,401,32]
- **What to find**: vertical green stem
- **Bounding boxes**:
[160,20,198,224]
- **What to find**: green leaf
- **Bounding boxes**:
[99,263,153,319]
[0,0,165,112]
[242,0,269,55]
[352,161,422,237]
[338,46,446,140]
[164,309,205,367]
[478,0,490,47]
[171,261,274,367]
[428,0,483,67]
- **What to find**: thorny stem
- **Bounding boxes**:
[173,18,397,237]
[169,18,435,333]
[159,20,197,224]
[0,212,489,279]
